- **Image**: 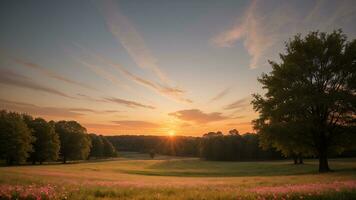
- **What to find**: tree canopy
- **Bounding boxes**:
[55,121,92,163]
[252,30,356,172]
[0,110,34,165]
[23,116,60,164]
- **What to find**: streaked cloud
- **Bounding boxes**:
[77,93,107,103]
[15,58,97,91]
[210,87,231,102]
[97,0,169,83]
[105,97,155,109]
[77,59,125,90]
[212,0,269,68]
[0,68,74,99]
[224,96,251,110]
[111,120,160,129]
[212,0,356,69]
[0,98,119,118]
[73,46,192,103]
[169,109,229,124]
[96,0,192,103]
[226,121,251,126]
[107,61,193,103]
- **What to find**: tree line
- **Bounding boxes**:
[107,135,200,157]
[200,130,282,161]
[0,110,117,165]
[107,130,284,161]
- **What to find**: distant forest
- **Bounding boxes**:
[108,132,356,163]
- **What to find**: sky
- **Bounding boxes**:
[0,0,355,136]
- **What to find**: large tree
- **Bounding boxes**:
[252,30,356,172]
[23,116,60,164]
[55,121,91,163]
[0,110,34,165]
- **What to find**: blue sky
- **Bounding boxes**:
[0,0,355,135]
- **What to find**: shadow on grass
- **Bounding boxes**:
[118,159,356,177]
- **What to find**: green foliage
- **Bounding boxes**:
[252,30,356,172]
[88,134,117,159]
[108,135,200,157]
[200,130,282,161]
[88,134,104,159]
[101,136,117,157]
[149,149,155,159]
[23,116,60,164]
[0,110,34,165]
[55,121,91,163]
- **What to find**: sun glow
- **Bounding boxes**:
[168,130,175,137]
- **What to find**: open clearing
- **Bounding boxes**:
[1,153,356,199]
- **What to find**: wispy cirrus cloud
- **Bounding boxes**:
[210,87,231,102]
[95,0,192,103]
[105,97,155,109]
[111,120,160,129]
[75,49,192,103]
[0,98,119,118]
[211,0,356,69]
[77,93,155,110]
[169,109,229,124]
[107,61,193,103]
[224,96,251,110]
[83,120,160,134]
[15,58,97,91]
[97,0,169,83]
[211,0,276,69]
[0,68,74,99]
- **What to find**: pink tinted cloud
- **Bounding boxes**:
[169,109,229,124]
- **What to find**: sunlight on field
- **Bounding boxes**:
[1,153,356,199]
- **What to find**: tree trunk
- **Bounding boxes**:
[293,156,298,165]
[7,158,13,166]
[318,132,330,172]
[298,155,304,164]
[318,151,330,172]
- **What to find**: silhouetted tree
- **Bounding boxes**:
[199,130,282,161]
[0,110,33,165]
[149,149,155,159]
[252,30,356,172]
[101,135,117,157]
[23,116,60,164]
[88,134,104,159]
[55,121,91,163]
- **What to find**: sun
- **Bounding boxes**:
[168,130,175,137]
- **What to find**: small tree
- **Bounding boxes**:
[55,121,91,163]
[101,136,117,157]
[149,149,155,159]
[88,134,104,159]
[0,110,34,165]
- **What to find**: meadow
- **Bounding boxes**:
[0,153,356,199]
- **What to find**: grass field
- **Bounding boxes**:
[1,153,356,199]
